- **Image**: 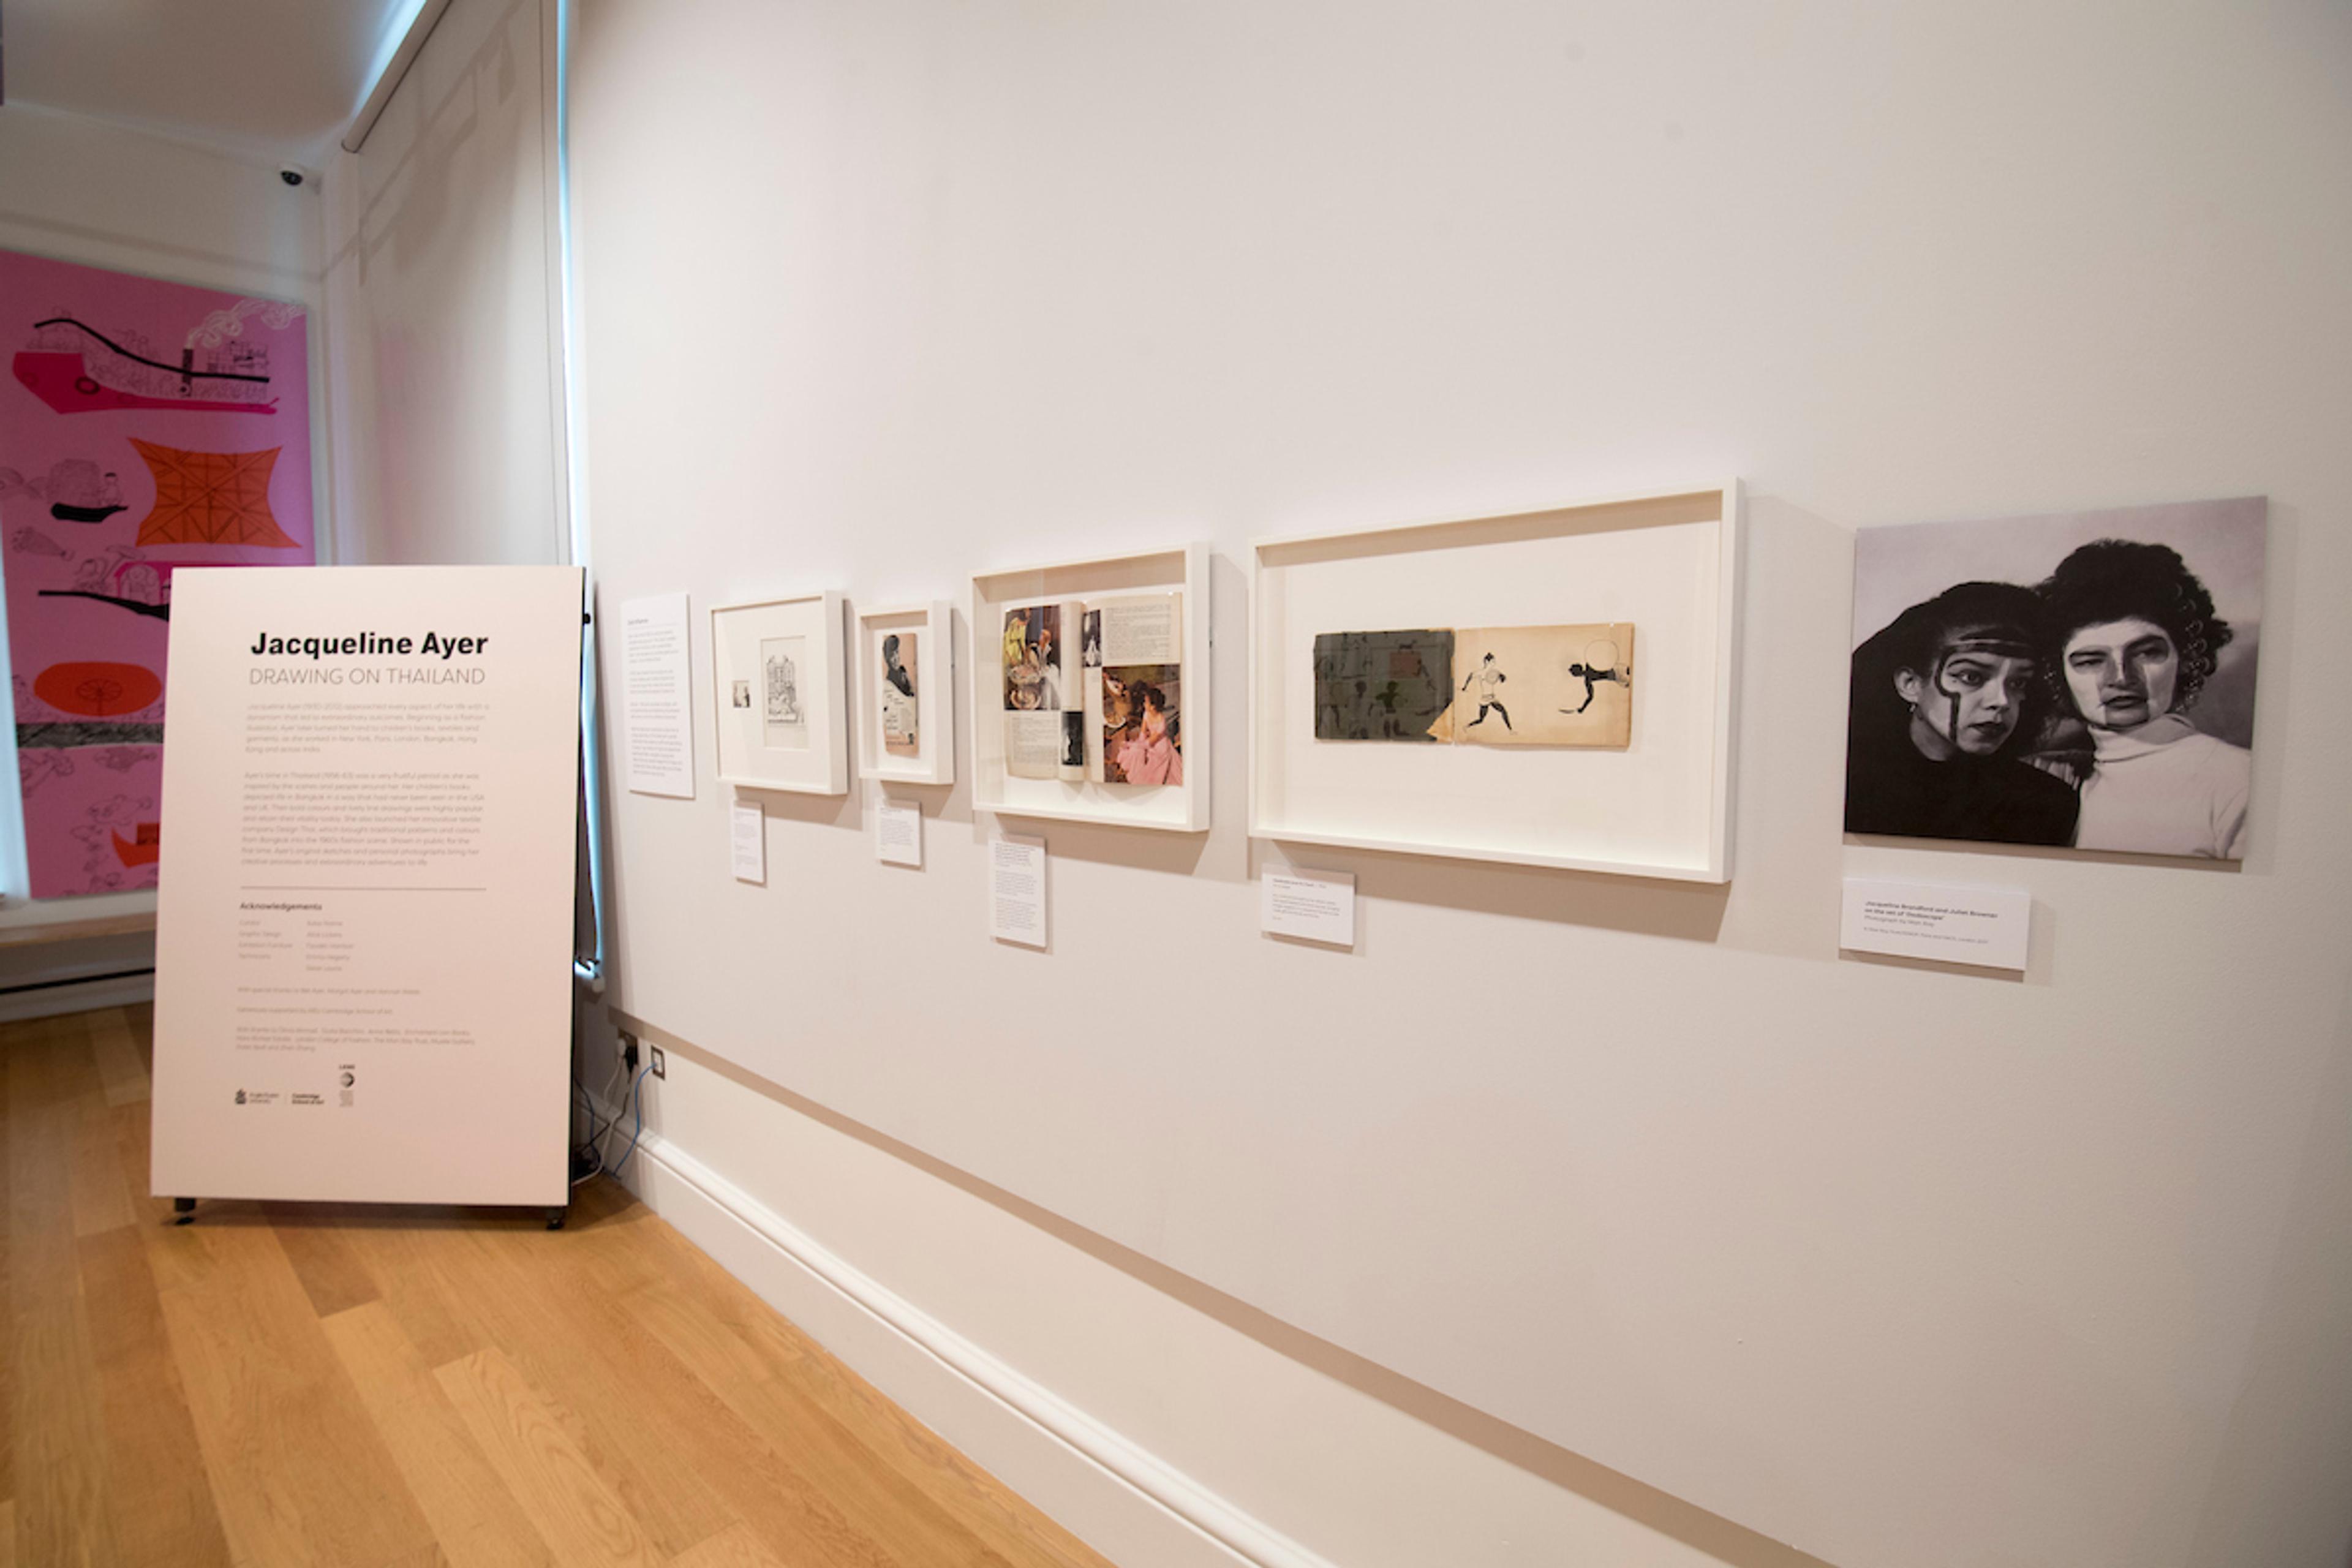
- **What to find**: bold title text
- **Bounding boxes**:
[251,631,489,660]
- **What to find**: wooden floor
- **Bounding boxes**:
[3,1005,1117,1568]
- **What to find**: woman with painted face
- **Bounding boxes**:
[1844,581,2079,845]
[2036,540,2248,858]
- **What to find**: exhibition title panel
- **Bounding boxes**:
[151,566,585,1206]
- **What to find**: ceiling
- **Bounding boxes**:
[5,0,420,161]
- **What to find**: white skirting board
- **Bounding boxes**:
[595,1104,1335,1568]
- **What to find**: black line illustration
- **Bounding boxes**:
[38,589,170,622]
[1461,652,1512,731]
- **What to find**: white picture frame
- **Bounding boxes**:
[1249,482,1743,881]
[854,600,955,786]
[970,543,1211,833]
[710,590,850,795]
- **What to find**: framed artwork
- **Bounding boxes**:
[1845,496,2264,860]
[1250,483,1743,880]
[970,543,1210,833]
[854,600,954,785]
[709,590,848,794]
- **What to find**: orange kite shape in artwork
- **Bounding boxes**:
[129,439,297,548]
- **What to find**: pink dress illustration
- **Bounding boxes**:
[1114,729,1182,786]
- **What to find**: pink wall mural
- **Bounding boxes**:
[1,248,315,897]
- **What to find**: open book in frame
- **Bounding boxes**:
[1001,590,1185,787]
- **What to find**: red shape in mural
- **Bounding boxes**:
[129,439,297,548]
[112,823,161,866]
[34,661,164,717]
[13,315,277,416]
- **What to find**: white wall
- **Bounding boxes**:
[0,102,321,292]
[562,4,2352,1567]
[598,1016,1807,1568]
[323,0,568,568]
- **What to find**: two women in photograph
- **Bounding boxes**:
[1845,539,2251,858]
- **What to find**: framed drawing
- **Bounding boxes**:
[1250,482,1743,880]
[970,543,1210,833]
[710,590,849,794]
[854,600,955,785]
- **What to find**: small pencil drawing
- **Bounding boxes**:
[731,679,751,709]
[760,635,809,748]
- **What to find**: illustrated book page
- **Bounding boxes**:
[1001,599,1085,780]
[1085,592,1185,785]
[876,629,919,757]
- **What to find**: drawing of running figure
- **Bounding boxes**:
[1460,652,1511,731]
[1562,640,1630,713]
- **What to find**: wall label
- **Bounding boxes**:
[1840,878,2030,971]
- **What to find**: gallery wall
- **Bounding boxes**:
[323,0,568,570]
[565,4,2352,1566]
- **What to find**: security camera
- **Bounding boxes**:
[279,167,305,187]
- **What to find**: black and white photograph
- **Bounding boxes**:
[1845,496,2264,859]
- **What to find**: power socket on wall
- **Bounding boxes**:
[649,1046,666,1080]
[619,1030,639,1074]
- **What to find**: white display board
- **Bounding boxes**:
[150,565,586,1207]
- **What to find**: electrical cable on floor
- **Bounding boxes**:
[589,1063,650,1179]
[608,1064,652,1178]
[570,1084,605,1188]
[571,1082,604,1181]
[571,1055,630,1185]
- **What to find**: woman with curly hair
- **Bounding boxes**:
[2037,539,2249,858]
[1844,581,2079,846]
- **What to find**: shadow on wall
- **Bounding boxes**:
[970,812,1212,878]
[746,779,862,832]
[624,1014,1836,1568]
[1252,836,1732,943]
[2183,963,2352,1568]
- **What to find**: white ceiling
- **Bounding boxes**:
[6,0,419,160]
